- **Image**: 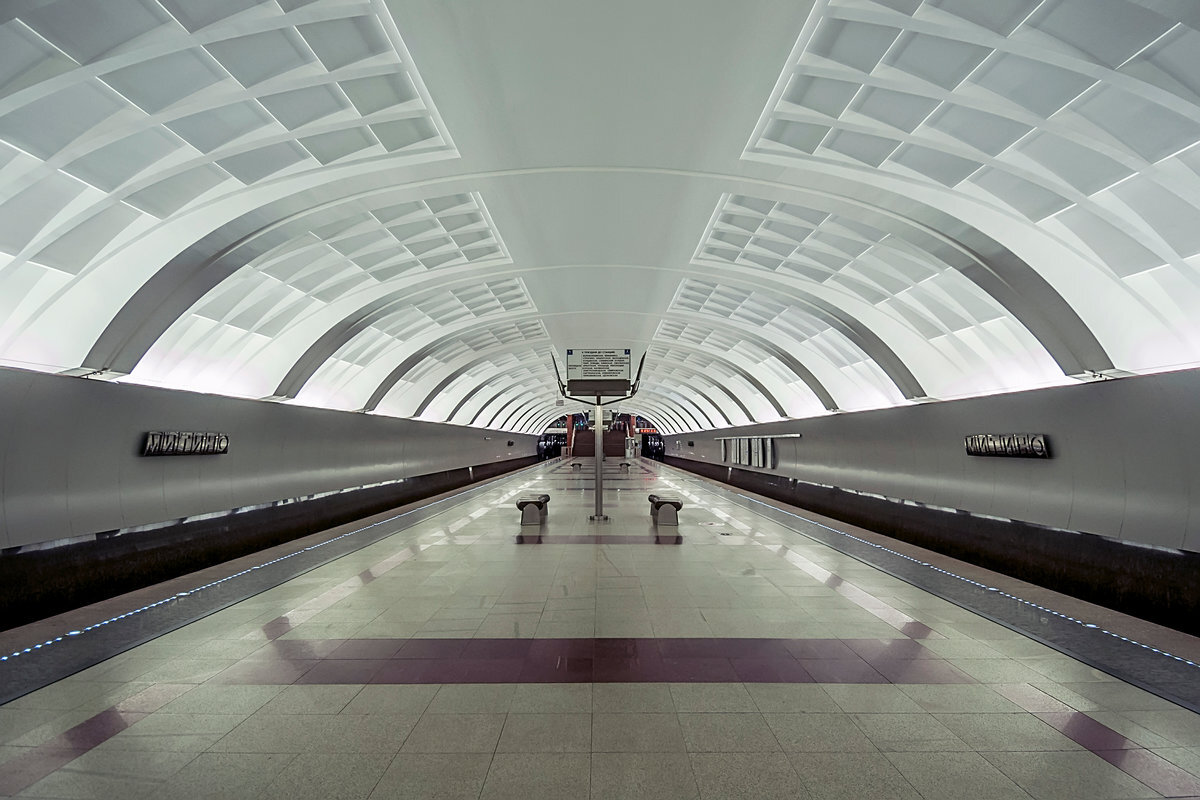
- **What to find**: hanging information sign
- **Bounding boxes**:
[566,348,631,395]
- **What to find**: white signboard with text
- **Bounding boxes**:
[566,349,631,381]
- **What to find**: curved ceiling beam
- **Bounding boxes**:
[354,308,825,417]
[640,361,756,424]
[287,300,840,423]
[468,360,727,433]
[406,332,777,424]
[636,385,714,431]
[411,343,554,417]
[526,408,588,436]
[481,392,530,431]
[468,384,538,428]
[636,405,684,435]
[641,404,687,435]
[457,376,557,431]
[667,288,924,400]
[662,310,855,408]
[448,368,559,428]
[699,191,1113,379]
[445,381,501,426]
[423,338,791,421]
[79,165,1112,387]
[479,378,567,431]
[82,183,512,379]
[283,294,541,403]
[465,389,512,429]
[636,377,732,428]
[361,333,551,414]
[275,293,535,403]
[644,338,814,415]
[785,294,924,399]
[512,405,555,434]
[525,411,560,435]
[636,392,700,434]
[617,398,683,435]
[498,395,559,432]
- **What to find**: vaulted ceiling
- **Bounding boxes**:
[2,0,1199,434]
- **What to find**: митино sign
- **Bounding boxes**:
[964,433,1050,458]
[142,431,229,456]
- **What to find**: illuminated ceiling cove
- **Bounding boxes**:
[1,0,1199,434]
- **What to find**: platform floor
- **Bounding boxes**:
[2,459,1200,799]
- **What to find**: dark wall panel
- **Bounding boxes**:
[665,456,1200,635]
[662,369,1200,632]
[665,369,1200,554]
[0,367,538,550]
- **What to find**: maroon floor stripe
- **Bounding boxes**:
[0,683,195,795]
[214,637,979,685]
[1095,748,1200,796]
[514,534,682,544]
[0,748,87,797]
[0,709,147,795]
[1035,711,1200,795]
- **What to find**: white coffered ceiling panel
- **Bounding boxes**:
[746,0,1200,381]
[1,0,1199,432]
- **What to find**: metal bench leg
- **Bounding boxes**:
[521,504,542,526]
[658,505,678,526]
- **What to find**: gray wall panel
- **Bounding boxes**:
[0,368,537,549]
[5,375,81,543]
[666,369,1200,554]
[1116,377,1189,548]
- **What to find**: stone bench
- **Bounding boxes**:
[516,493,551,526]
[648,493,683,526]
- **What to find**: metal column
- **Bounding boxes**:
[591,396,607,521]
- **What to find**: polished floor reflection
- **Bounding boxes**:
[2,459,1199,799]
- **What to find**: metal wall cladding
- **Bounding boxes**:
[0,368,537,549]
[666,369,1200,554]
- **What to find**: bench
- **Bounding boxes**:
[648,493,683,526]
[516,493,551,526]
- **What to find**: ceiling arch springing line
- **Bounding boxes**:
[2,0,1200,435]
[413,346,559,424]
[744,0,1200,378]
[694,191,1110,381]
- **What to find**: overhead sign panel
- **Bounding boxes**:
[566,348,631,396]
[566,349,631,381]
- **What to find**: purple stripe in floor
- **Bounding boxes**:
[0,682,190,796]
[514,534,682,544]
[207,637,979,686]
[1096,748,1200,796]
[1035,711,1200,795]
[1035,711,1137,750]
[0,747,88,797]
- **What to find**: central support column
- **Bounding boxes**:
[591,396,607,521]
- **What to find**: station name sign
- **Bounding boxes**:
[143,431,229,456]
[964,433,1050,458]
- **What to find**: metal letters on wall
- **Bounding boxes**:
[964,433,1050,458]
[142,431,229,456]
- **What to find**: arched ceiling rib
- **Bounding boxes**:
[410,339,554,417]
[695,191,1111,379]
[2,0,1199,435]
[415,347,559,424]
